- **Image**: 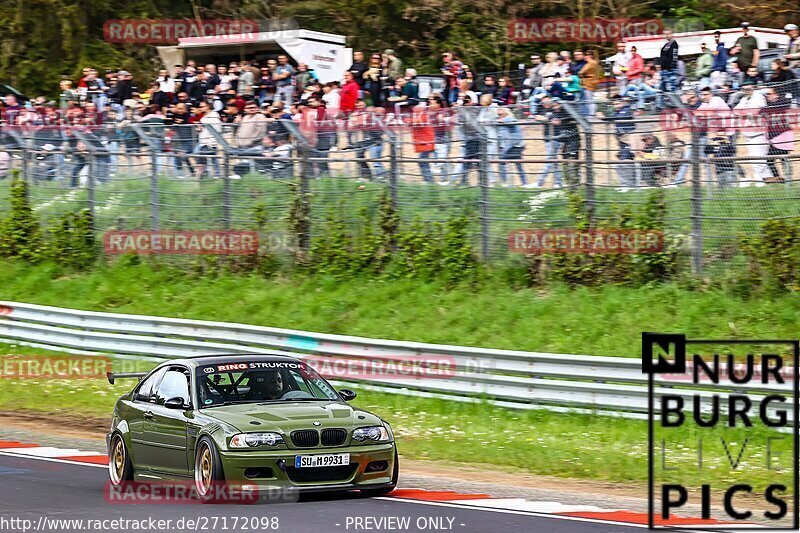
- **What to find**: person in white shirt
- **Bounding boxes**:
[322,82,341,116]
[194,101,223,178]
[733,81,769,186]
[216,65,236,93]
[607,42,631,95]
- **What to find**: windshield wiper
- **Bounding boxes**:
[206,399,258,407]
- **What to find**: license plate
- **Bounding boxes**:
[294,453,350,468]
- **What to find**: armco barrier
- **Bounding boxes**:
[0,301,790,415]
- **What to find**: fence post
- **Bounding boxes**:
[667,93,704,276]
[87,153,96,231]
[72,130,98,234]
[563,103,594,223]
[583,123,595,224]
[222,152,231,231]
[298,145,311,253]
[150,151,160,231]
[388,136,399,212]
[131,124,163,231]
[477,132,490,261]
[690,130,703,276]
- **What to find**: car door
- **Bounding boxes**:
[145,367,192,476]
[129,367,167,470]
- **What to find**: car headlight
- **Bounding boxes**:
[352,426,390,442]
[229,432,284,448]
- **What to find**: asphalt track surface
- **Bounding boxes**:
[0,454,648,533]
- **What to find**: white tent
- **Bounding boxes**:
[157,28,352,83]
[621,26,790,59]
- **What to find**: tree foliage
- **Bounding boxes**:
[1,0,797,96]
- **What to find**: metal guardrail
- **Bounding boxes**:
[0,301,788,415]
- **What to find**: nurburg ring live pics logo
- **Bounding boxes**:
[643,332,799,529]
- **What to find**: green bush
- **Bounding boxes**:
[740,218,800,292]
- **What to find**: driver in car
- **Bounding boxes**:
[246,370,285,400]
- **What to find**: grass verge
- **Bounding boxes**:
[1,259,800,358]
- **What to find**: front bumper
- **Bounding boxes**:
[218,442,396,491]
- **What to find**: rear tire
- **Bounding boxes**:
[108,433,133,487]
[360,449,398,497]
[194,437,225,503]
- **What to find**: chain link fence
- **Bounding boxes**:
[1,87,799,275]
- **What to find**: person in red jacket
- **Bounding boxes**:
[411,105,435,183]
[340,71,360,116]
[626,46,645,86]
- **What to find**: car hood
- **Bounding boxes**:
[202,401,384,433]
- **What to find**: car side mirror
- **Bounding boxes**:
[339,389,357,402]
[164,397,189,409]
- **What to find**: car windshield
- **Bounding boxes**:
[195,360,340,408]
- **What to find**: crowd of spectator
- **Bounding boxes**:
[0,21,799,188]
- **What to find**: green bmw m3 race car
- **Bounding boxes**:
[106,354,398,501]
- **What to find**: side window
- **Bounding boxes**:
[154,369,191,405]
[135,367,167,402]
[288,370,313,394]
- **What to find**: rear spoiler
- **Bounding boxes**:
[107,371,148,385]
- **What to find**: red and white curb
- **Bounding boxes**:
[0,440,727,528]
[0,439,108,466]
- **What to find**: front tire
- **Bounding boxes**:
[108,433,133,487]
[194,437,225,503]
[360,449,398,497]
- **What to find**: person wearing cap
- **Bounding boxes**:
[784,24,800,74]
[734,80,769,186]
[734,23,759,72]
